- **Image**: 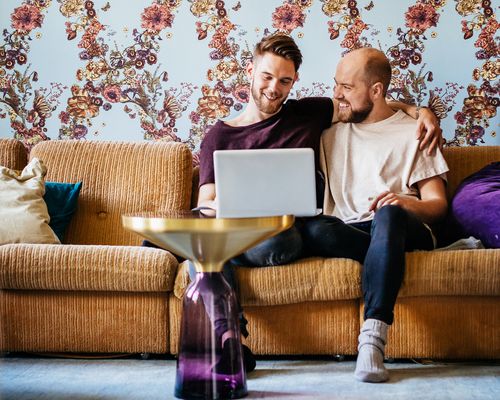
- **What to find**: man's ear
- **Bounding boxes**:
[293,72,299,84]
[246,61,254,79]
[371,82,384,100]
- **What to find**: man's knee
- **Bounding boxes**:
[141,239,161,249]
[372,205,408,227]
[301,216,344,250]
[244,226,303,266]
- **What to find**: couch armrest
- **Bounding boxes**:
[0,138,27,170]
[0,244,177,292]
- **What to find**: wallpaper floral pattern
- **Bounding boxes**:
[0,0,498,157]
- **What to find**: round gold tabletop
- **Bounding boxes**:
[122,212,294,272]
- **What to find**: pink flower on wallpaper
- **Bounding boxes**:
[141,4,174,32]
[272,3,305,32]
[405,3,439,31]
[232,84,250,103]
[73,124,88,139]
[103,85,122,103]
[11,4,44,33]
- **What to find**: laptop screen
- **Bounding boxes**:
[214,148,317,218]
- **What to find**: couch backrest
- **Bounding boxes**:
[443,146,499,200]
[30,140,193,246]
[0,138,27,170]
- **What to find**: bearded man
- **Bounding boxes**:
[304,47,448,382]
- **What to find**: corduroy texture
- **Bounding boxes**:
[0,244,177,292]
[173,258,362,305]
[400,249,500,297]
[0,290,168,353]
[173,250,500,303]
[30,140,193,246]
[1,140,192,354]
[236,258,362,306]
[442,146,500,200]
[381,296,500,359]
[242,302,359,355]
[168,294,359,355]
[0,138,27,170]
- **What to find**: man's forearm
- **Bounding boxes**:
[401,198,448,225]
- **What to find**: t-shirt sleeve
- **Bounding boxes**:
[297,97,334,130]
[409,147,449,189]
[199,130,217,186]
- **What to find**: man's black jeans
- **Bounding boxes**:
[301,205,434,324]
[225,205,434,328]
[146,205,434,336]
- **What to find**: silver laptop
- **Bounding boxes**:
[214,148,318,218]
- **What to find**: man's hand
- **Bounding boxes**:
[416,107,443,155]
[197,183,217,216]
[369,176,447,224]
[369,191,416,212]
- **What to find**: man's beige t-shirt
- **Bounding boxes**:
[320,110,449,223]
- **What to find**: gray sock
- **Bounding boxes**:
[354,319,389,383]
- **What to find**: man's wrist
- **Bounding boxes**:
[415,105,422,119]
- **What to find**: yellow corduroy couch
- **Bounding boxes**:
[1,138,499,360]
[172,145,500,360]
[1,138,193,354]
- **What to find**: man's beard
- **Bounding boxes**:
[338,99,374,123]
[251,81,286,115]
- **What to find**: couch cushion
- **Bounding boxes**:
[173,257,362,306]
[0,138,27,170]
[0,244,178,292]
[30,140,193,246]
[0,158,60,245]
[173,249,500,305]
[44,181,82,242]
[399,249,500,297]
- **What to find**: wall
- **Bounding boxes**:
[0,0,498,158]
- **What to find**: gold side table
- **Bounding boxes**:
[122,211,294,399]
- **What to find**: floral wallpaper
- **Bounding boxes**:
[0,0,498,160]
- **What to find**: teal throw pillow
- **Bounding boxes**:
[44,181,82,242]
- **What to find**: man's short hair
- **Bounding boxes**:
[254,33,303,72]
[362,48,392,97]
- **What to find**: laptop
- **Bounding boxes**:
[214,148,318,218]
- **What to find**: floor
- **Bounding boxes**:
[1,354,499,400]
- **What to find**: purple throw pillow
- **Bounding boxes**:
[451,162,500,248]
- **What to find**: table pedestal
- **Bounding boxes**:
[122,212,294,400]
[175,271,245,399]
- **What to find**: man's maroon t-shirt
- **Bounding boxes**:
[199,97,333,186]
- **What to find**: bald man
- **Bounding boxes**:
[303,48,449,382]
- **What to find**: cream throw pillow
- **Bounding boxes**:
[0,158,60,244]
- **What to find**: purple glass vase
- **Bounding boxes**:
[174,272,247,399]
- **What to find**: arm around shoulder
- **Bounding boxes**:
[388,101,443,154]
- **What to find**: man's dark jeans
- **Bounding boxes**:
[302,205,434,324]
[145,205,434,335]
[225,205,434,329]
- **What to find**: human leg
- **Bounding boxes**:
[301,215,371,261]
[231,223,305,266]
[362,205,434,324]
[186,260,255,373]
[356,205,434,382]
[215,223,304,372]
[355,318,389,382]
